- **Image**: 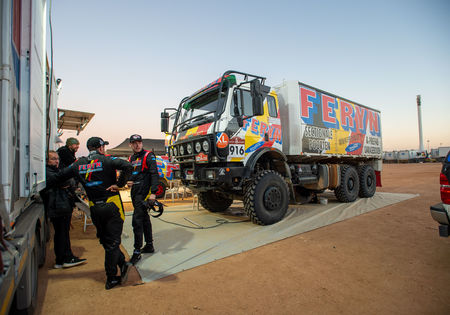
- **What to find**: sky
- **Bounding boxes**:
[49,0,450,157]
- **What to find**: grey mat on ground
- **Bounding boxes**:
[121,192,417,282]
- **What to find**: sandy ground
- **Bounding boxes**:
[36,163,450,314]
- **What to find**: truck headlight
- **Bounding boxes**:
[202,140,209,152]
[187,143,193,154]
[179,145,185,156]
[195,141,202,153]
[173,146,178,156]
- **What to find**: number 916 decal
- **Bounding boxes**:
[228,137,245,158]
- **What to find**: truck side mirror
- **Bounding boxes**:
[250,79,266,116]
[161,112,169,133]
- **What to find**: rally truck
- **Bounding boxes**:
[161,70,382,225]
[1,1,92,313]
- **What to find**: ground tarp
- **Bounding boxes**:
[120,191,417,282]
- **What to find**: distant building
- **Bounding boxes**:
[107,138,166,158]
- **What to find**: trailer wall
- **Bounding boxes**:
[276,81,382,159]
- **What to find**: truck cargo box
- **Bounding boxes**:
[275,81,382,159]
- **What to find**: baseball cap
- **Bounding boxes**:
[129,134,143,142]
[86,137,109,149]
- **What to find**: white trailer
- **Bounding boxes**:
[0,1,92,313]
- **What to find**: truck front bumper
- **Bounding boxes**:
[430,203,450,237]
[176,165,247,189]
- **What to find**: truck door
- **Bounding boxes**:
[227,89,282,163]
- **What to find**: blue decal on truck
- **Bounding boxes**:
[345,143,362,152]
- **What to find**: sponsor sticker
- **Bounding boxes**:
[229,137,245,158]
[216,132,229,149]
[345,142,362,152]
[195,152,208,163]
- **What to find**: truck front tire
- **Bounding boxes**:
[198,191,233,212]
[358,165,376,198]
[244,170,289,225]
[334,165,359,202]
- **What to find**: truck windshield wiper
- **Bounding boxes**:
[178,113,215,132]
[191,115,213,125]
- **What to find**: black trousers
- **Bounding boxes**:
[131,194,153,251]
[90,201,125,277]
[50,215,73,264]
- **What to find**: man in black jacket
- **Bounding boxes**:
[57,137,79,168]
[127,134,159,265]
[42,151,86,269]
[55,137,133,289]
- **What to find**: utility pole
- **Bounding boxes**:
[417,95,424,152]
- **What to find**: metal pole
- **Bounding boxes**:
[417,95,424,152]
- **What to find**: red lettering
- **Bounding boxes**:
[301,87,316,119]
[274,127,282,143]
[340,100,354,129]
[251,119,259,135]
[354,105,367,133]
[322,95,336,124]
[260,122,269,137]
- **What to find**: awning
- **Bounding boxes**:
[107,138,166,157]
[58,108,95,135]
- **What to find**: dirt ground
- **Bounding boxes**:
[36,163,450,314]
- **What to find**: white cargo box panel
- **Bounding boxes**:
[20,0,47,195]
[275,81,382,158]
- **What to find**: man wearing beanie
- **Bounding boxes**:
[57,137,80,168]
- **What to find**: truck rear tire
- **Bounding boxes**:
[334,165,359,202]
[198,191,233,212]
[244,170,289,225]
[358,165,376,198]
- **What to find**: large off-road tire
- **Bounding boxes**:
[244,170,289,225]
[358,165,376,198]
[334,165,360,202]
[198,191,233,212]
[155,179,167,199]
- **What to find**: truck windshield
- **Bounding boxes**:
[176,89,225,131]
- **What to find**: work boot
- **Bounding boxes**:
[141,243,155,253]
[120,262,132,284]
[130,251,141,265]
[105,276,121,290]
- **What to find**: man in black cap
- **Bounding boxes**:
[54,136,133,289]
[127,134,159,265]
